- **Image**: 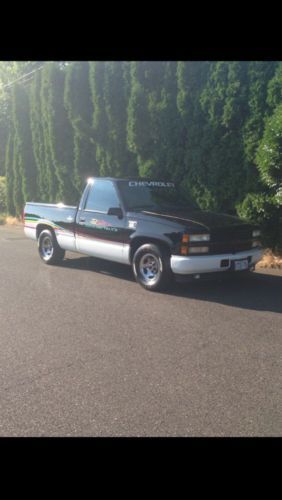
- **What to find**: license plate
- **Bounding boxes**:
[234,259,249,271]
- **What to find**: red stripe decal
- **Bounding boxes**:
[24,225,128,245]
[76,231,125,245]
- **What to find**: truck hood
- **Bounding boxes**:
[138,208,250,231]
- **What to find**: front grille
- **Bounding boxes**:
[209,240,253,255]
[209,225,253,255]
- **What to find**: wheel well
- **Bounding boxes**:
[36,224,55,240]
[129,237,171,263]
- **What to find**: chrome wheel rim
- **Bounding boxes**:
[139,253,161,284]
[41,236,53,259]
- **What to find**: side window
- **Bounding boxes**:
[85,180,119,212]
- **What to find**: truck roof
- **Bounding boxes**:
[88,177,130,182]
[87,177,174,183]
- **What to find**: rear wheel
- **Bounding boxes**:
[38,229,65,265]
[132,243,173,291]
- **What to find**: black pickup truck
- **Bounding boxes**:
[24,178,263,291]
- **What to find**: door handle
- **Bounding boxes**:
[80,218,85,223]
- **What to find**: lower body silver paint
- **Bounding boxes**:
[24,226,37,241]
[75,235,130,265]
[56,231,77,252]
[24,224,131,264]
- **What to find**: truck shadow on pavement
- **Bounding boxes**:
[61,256,282,314]
[171,271,282,314]
[61,255,135,282]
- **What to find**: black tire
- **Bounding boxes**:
[38,229,65,265]
[132,243,173,291]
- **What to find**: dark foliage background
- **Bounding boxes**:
[0,61,281,250]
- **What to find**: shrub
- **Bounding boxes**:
[237,192,282,252]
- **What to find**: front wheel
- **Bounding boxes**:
[38,229,65,265]
[132,243,173,291]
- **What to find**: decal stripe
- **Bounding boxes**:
[24,217,67,232]
[76,231,125,245]
[24,218,129,245]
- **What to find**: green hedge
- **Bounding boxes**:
[0,61,281,250]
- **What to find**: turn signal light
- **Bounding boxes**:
[182,234,189,243]
[180,245,189,255]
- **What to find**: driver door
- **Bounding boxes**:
[76,179,129,264]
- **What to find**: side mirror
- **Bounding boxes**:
[108,207,123,218]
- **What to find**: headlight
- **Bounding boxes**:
[189,234,210,242]
[252,229,261,237]
[188,246,209,254]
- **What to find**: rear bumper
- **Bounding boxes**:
[170,248,263,275]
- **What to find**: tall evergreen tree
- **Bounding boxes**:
[5,132,15,215]
[64,61,96,192]
[127,61,183,180]
[12,135,24,216]
[40,64,57,202]
[150,61,184,182]
[127,62,152,174]
[12,83,37,206]
[0,112,9,176]
[0,62,42,177]
[103,61,137,177]
[30,70,48,201]
[40,63,76,204]
[89,61,109,176]
[177,61,212,207]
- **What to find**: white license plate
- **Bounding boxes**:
[234,259,249,271]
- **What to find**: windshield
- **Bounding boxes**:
[117,181,198,211]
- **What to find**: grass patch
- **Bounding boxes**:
[256,249,282,269]
[6,215,22,225]
[0,213,22,225]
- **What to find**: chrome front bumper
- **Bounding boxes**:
[170,248,264,275]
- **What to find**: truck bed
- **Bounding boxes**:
[24,202,77,251]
